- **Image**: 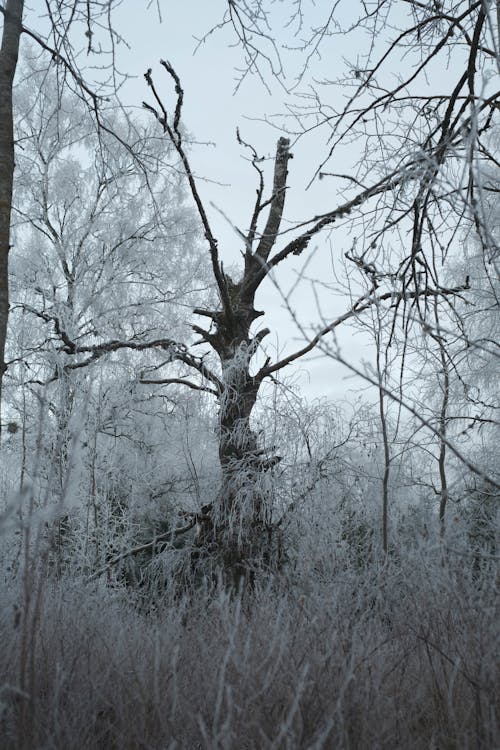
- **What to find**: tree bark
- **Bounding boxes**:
[0,0,23,437]
[194,298,276,586]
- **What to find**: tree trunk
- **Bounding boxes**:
[193,299,279,587]
[0,0,23,438]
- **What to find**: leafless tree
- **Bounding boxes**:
[204,0,500,540]
[134,60,473,582]
[3,1,497,580]
[0,0,151,436]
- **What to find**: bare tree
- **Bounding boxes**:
[4,1,497,580]
[4,61,214,572]
[136,61,471,582]
[205,0,500,534]
[0,0,151,436]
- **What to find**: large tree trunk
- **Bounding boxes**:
[0,0,23,437]
[193,299,279,588]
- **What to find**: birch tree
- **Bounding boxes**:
[5,59,213,573]
[0,0,145,436]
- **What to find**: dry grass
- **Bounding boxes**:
[0,543,498,749]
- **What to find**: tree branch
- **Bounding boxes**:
[139,376,218,396]
[257,283,469,379]
[254,136,291,262]
[143,63,233,318]
[247,166,409,295]
[21,304,223,391]
[87,516,198,581]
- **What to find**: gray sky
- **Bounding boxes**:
[111,2,372,400]
[18,1,432,402]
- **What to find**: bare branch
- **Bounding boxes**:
[248,166,408,295]
[258,283,469,380]
[254,136,291,263]
[143,64,232,317]
[139,377,218,397]
[87,517,198,581]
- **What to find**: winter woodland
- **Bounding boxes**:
[0,1,498,748]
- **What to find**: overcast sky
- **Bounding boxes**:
[115,2,377,400]
[18,1,422,403]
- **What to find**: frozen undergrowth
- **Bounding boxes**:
[0,543,498,750]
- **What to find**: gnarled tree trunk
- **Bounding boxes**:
[194,296,278,586]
